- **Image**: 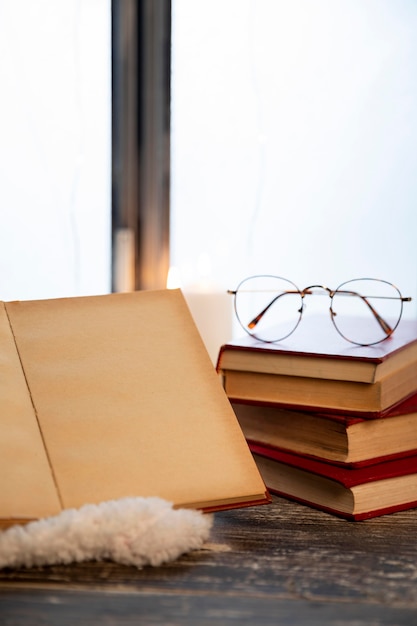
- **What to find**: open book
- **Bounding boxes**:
[1,289,269,529]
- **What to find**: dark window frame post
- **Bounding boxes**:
[112,0,171,292]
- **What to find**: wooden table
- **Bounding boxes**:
[1,496,417,625]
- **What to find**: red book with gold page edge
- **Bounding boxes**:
[217,315,417,415]
[232,392,417,468]
[250,443,417,521]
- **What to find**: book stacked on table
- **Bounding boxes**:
[217,314,417,520]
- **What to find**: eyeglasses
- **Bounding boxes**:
[228,276,412,346]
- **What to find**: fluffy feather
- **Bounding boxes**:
[0,497,213,569]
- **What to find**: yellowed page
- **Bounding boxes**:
[0,303,61,527]
[6,290,267,512]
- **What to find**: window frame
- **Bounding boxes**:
[111,0,171,291]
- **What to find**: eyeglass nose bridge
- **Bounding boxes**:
[300,284,336,308]
[301,284,335,297]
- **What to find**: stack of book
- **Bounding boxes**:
[217,314,417,520]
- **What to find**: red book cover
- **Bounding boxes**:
[246,438,417,469]
[250,443,417,520]
[218,315,417,365]
[316,391,417,421]
[250,443,417,485]
[234,389,417,420]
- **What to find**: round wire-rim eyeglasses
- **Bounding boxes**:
[228,276,412,346]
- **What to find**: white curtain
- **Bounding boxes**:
[0,0,111,301]
[171,0,417,319]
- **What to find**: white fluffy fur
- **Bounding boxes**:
[0,497,213,569]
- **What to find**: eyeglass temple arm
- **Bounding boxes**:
[246,290,302,329]
[333,290,412,335]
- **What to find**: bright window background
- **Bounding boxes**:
[170,0,417,325]
[0,0,111,301]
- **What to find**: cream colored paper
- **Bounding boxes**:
[0,304,61,527]
[1,290,267,524]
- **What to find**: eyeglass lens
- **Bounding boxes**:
[330,278,403,345]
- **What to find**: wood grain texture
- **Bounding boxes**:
[2,496,417,625]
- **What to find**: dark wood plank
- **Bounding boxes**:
[1,496,417,624]
[1,588,417,626]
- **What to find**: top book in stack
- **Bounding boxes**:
[217,314,417,415]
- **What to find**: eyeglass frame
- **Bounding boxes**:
[227,275,412,346]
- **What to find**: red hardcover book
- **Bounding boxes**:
[250,442,417,520]
[217,315,417,415]
[232,392,417,467]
